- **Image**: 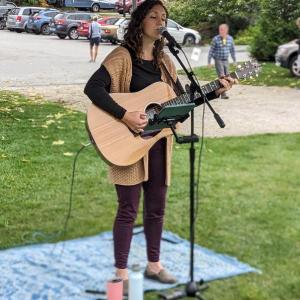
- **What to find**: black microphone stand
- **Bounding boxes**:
[159,42,225,300]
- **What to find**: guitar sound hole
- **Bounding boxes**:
[146,103,162,119]
[141,103,163,139]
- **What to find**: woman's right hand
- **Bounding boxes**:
[122,111,148,133]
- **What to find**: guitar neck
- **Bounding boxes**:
[162,71,237,108]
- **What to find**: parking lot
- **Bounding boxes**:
[0,30,117,87]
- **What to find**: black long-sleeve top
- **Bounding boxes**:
[84,50,219,119]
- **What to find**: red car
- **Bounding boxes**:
[98,16,121,25]
[77,16,121,38]
[115,0,145,14]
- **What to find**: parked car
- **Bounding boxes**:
[0,1,17,8]
[6,6,45,33]
[4,1,17,7]
[77,16,121,38]
[47,0,116,12]
[0,5,14,30]
[98,16,121,25]
[49,11,93,39]
[101,17,128,44]
[117,18,201,46]
[116,17,129,41]
[0,2,15,10]
[275,39,300,77]
[27,9,60,35]
[115,0,144,14]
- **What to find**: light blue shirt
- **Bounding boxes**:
[89,21,101,38]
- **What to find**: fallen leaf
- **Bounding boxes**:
[54,112,65,120]
[0,108,11,112]
[52,140,65,145]
[21,158,30,163]
[46,119,55,125]
[63,152,74,156]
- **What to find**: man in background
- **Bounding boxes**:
[208,24,236,99]
[89,16,101,63]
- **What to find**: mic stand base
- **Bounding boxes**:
[158,281,209,300]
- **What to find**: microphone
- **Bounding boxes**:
[159,26,182,49]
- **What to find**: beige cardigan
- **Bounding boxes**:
[101,46,178,186]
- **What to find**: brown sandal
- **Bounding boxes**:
[144,267,177,284]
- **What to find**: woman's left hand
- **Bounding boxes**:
[215,77,238,96]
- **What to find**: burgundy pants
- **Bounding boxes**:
[113,139,167,269]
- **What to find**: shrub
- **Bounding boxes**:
[250,0,300,61]
[234,25,259,45]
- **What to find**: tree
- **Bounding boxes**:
[167,0,261,38]
[250,0,300,60]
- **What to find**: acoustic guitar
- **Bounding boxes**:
[86,61,260,166]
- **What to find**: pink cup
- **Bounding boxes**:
[106,278,123,300]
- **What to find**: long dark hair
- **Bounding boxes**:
[122,0,168,67]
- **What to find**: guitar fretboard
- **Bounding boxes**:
[161,71,237,108]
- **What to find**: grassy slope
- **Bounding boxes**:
[1,91,299,299]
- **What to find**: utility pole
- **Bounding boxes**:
[132,0,137,12]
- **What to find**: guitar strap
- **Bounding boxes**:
[161,62,185,96]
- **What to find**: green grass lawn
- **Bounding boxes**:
[179,62,300,88]
[1,91,300,299]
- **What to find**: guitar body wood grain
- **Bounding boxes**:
[87,81,176,166]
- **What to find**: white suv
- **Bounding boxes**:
[6,6,45,33]
[117,18,201,46]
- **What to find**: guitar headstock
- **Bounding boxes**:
[233,60,261,81]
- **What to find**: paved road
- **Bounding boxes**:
[0,30,250,87]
